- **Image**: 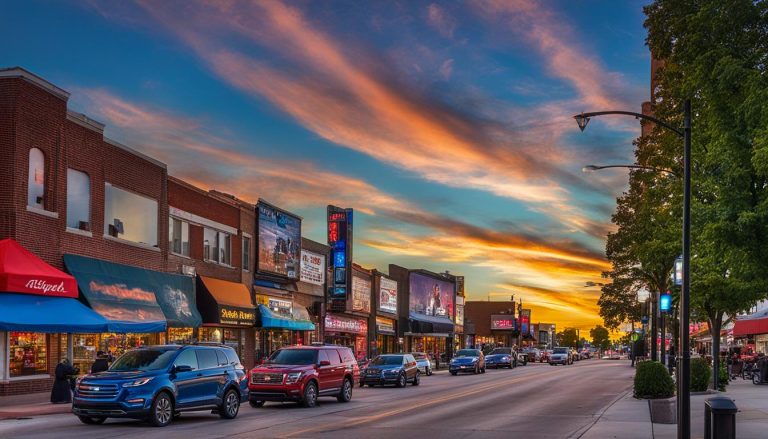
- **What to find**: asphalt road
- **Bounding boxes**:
[0,359,634,439]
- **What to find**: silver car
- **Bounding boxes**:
[410,352,435,376]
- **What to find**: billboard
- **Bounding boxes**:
[379,277,398,314]
[257,201,301,279]
[490,315,516,330]
[408,272,454,319]
[300,249,325,285]
[351,275,371,313]
[455,305,464,325]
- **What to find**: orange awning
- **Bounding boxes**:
[198,275,252,307]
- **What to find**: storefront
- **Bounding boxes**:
[196,275,255,362]
[733,309,768,354]
[375,316,397,354]
[255,291,316,358]
[324,313,368,361]
[374,274,399,355]
[404,271,455,362]
[64,254,200,373]
[488,314,517,348]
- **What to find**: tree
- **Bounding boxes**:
[556,329,579,348]
[590,325,611,351]
[645,0,768,389]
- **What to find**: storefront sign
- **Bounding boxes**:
[409,272,454,319]
[324,314,367,334]
[327,206,353,301]
[257,201,301,279]
[300,249,325,285]
[351,275,371,313]
[218,305,255,327]
[456,276,464,296]
[520,309,531,335]
[379,277,398,314]
[490,315,516,330]
[255,294,293,318]
[376,316,395,334]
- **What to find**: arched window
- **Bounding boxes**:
[27,148,45,209]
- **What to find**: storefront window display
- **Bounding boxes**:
[756,334,768,355]
[167,327,194,345]
[324,314,368,361]
[376,334,395,354]
[9,332,47,377]
[68,332,164,373]
[200,327,244,359]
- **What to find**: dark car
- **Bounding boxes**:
[248,345,359,408]
[360,354,420,387]
[72,345,248,427]
[449,349,486,375]
[485,347,515,369]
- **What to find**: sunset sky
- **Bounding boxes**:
[2,0,652,331]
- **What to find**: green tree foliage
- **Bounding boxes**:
[590,325,611,350]
[556,328,579,347]
[645,0,768,390]
[690,358,711,392]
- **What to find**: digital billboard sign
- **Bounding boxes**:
[408,272,454,319]
[257,201,301,279]
[328,206,352,301]
[490,315,516,330]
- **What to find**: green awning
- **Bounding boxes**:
[64,254,201,329]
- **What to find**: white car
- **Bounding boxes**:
[549,347,572,365]
[410,352,435,376]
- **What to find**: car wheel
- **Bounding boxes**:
[427,367,432,376]
[302,381,318,408]
[753,374,761,385]
[249,400,265,408]
[412,371,420,386]
[337,378,353,402]
[149,392,173,427]
[450,371,458,376]
[219,388,240,419]
[396,373,407,388]
[78,416,106,425]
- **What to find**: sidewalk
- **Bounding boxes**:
[0,392,71,420]
[580,378,768,439]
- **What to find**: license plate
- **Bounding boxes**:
[460,366,466,369]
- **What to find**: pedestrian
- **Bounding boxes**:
[51,358,76,404]
[91,350,110,374]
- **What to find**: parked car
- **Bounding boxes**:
[485,347,515,369]
[549,347,572,365]
[570,348,580,362]
[449,349,486,375]
[516,349,528,366]
[524,348,541,363]
[72,344,248,427]
[360,354,420,387]
[579,349,591,360]
[248,345,359,408]
[410,352,435,376]
[540,349,551,363]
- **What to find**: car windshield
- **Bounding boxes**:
[553,348,568,354]
[268,349,317,365]
[456,349,478,357]
[371,355,403,365]
[109,349,177,372]
[489,348,511,355]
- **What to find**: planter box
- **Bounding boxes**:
[649,397,677,424]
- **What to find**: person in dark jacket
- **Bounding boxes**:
[90,351,110,374]
[51,358,76,404]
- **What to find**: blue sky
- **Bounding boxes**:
[1,0,651,330]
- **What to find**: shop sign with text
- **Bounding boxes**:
[378,277,398,314]
[300,249,325,286]
[351,275,371,313]
[325,314,367,334]
[490,314,516,330]
[218,305,255,327]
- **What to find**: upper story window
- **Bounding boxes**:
[104,183,158,246]
[242,236,251,271]
[66,169,91,230]
[204,227,231,266]
[169,217,190,256]
[27,148,45,209]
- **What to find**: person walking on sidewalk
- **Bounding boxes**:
[51,358,76,404]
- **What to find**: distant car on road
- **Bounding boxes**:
[579,349,591,360]
[485,347,514,369]
[410,352,435,376]
[361,354,420,387]
[549,347,572,365]
[524,348,541,363]
[449,349,486,375]
[540,349,551,363]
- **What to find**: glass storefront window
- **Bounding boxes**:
[72,333,99,375]
[9,332,47,377]
[168,328,194,345]
[200,327,243,359]
[104,183,158,245]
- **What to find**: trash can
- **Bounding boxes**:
[704,396,738,439]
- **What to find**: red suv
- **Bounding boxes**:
[248,345,360,408]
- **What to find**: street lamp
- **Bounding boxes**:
[582,164,680,177]
[574,101,692,439]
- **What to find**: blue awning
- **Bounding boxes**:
[257,305,315,331]
[0,293,109,333]
[63,254,168,333]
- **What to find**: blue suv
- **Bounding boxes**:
[72,345,249,427]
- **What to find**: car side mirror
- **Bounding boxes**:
[318,360,331,367]
[174,364,193,373]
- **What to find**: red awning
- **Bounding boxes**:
[733,317,768,337]
[0,239,78,298]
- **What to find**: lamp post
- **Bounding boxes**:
[575,100,692,439]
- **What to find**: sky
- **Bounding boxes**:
[1,0,652,332]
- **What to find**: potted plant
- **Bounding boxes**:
[634,361,676,423]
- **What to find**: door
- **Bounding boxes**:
[316,350,336,393]
[404,355,417,381]
[195,348,224,406]
[172,349,202,408]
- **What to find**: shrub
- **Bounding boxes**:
[634,361,675,399]
[690,358,711,392]
[718,359,728,392]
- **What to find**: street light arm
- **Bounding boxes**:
[583,164,680,177]
[574,110,684,137]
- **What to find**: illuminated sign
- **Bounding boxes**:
[520,309,531,334]
[300,250,325,285]
[327,206,353,301]
[218,305,255,327]
[379,277,398,314]
[490,315,516,330]
[324,314,367,334]
[660,293,671,312]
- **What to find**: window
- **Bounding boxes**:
[242,236,251,271]
[103,183,158,246]
[9,332,47,377]
[66,169,90,229]
[174,349,198,370]
[27,148,45,209]
[204,227,231,265]
[326,349,342,365]
[169,217,189,256]
[196,349,219,369]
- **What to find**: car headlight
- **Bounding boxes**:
[384,369,399,374]
[502,356,510,361]
[122,377,153,387]
[285,372,303,384]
